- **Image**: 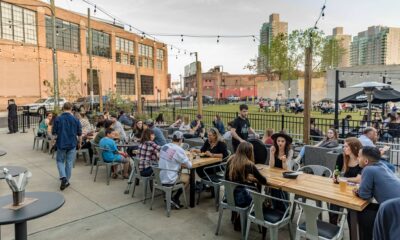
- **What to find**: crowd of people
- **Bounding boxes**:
[32,101,400,240]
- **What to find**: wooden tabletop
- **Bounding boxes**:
[186,152,222,168]
[256,164,369,212]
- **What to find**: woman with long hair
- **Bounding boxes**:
[225,142,267,231]
[179,116,191,131]
[132,120,144,139]
[269,132,294,170]
[262,128,274,145]
[329,137,363,225]
[170,115,183,128]
[155,113,164,124]
[192,128,229,178]
[138,129,161,177]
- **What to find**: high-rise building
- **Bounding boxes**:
[257,14,288,74]
[327,27,351,68]
[351,26,400,66]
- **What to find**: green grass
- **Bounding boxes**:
[202,103,365,121]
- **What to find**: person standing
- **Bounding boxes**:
[7,99,18,134]
[52,102,82,190]
[231,104,258,152]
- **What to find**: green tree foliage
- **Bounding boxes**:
[321,37,347,70]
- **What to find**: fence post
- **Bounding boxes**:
[150,106,153,118]
[180,100,183,109]
[173,107,176,122]
[235,112,239,118]
[21,111,27,133]
[341,118,345,138]
[281,114,285,131]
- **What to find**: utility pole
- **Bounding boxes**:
[136,55,142,114]
[382,75,386,117]
[334,70,340,129]
[88,8,94,111]
[98,68,103,112]
[50,0,59,110]
[195,52,203,115]
[303,37,312,145]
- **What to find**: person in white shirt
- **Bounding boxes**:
[110,113,127,142]
[179,116,191,131]
[159,131,192,208]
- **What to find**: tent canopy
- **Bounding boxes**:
[339,87,400,104]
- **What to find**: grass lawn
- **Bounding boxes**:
[202,103,365,121]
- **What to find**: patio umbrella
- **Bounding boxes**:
[339,87,400,104]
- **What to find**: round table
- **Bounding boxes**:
[0,150,6,157]
[0,192,64,240]
[0,166,27,179]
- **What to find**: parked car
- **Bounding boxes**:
[203,95,215,104]
[227,95,240,102]
[24,97,66,115]
[73,95,109,112]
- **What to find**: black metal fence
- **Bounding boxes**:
[14,107,44,133]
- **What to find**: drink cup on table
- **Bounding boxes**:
[338,177,347,191]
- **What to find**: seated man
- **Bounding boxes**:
[354,146,400,240]
[189,114,205,138]
[99,128,132,179]
[158,131,192,208]
[110,113,127,143]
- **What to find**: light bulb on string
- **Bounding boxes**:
[94,5,96,14]
[253,35,256,42]
[129,25,132,31]
[113,18,116,25]
[176,55,178,59]
[181,35,184,42]
[217,36,220,44]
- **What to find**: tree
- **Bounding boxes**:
[261,33,289,80]
[44,71,82,101]
[321,37,347,70]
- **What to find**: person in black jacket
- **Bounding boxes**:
[7,99,18,134]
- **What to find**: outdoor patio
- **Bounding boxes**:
[0,129,297,240]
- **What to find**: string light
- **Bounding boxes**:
[181,35,183,42]
[94,5,96,13]
[217,35,220,43]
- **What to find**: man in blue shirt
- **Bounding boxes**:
[144,119,166,146]
[99,129,131,178]
[354,146,400,240]
[52,102,82,190]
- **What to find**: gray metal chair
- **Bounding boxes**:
[90,140,99,174]
[149,166,188,217]
[94,147,122,185]
[294,200,347,240]
[215,180,255,240]
[32,127,45,150]
[124,157,154,204]
[196,151,231,210]
[74,148,90,167]
[245,190,293,240]
[181,142,190,151]
[298,165,332,178]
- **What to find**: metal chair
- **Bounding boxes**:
[244,190,293,240]
[124,157,154,204]
[90,140,99,174]
[298,165,332,178]
[32,127,45,150]
[181,142,190,151]
[196,151,231,210]
[215,180,255,240]
[150,166,188,217]
[294,200,347,240]
[74,148,90,167]
[93,147,122,185]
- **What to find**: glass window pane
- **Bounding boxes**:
[24,10,37,44]
[13,6,24,42]
[1,2,13,40]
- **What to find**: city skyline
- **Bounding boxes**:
[44,0,400,81]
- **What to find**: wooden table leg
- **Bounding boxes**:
[189,169,195,208]
[349,210,359,240]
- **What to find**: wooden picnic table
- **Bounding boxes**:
[187,152,222,208]
[256,164,369,240]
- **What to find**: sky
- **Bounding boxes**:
[51,0,400,82]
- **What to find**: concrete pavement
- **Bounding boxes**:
[0,130,294,240]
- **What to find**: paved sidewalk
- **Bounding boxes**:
[0,132,292,240]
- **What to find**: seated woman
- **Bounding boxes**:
[179,116,191,131]
[269,132,293,211]
[222,121,234,141]
[329,137,363,225]
[170,115,183,128]
[138,129,161,177]
[77,111,94,160]
[262,128,274,145]
[155,113,165,125]
[99,128,132,179]
[38,112,52,137]
[192,128,229,179]
[225,142,267,230]
[294,128,339,163]
[131,120,144,140]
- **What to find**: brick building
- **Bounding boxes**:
[0,0,168,109]
[184,66,270,99]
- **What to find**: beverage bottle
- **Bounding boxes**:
[334,165,340,184]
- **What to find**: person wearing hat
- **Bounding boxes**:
[269,132,294,170]
[7,99,18,134]
[158,131,192,208]
[110,113,127,142]
[144,119,167,146]
[187,114,205,138]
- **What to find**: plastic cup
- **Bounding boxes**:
[338,178,347,191]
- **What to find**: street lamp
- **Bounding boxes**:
[350,81,389,126]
